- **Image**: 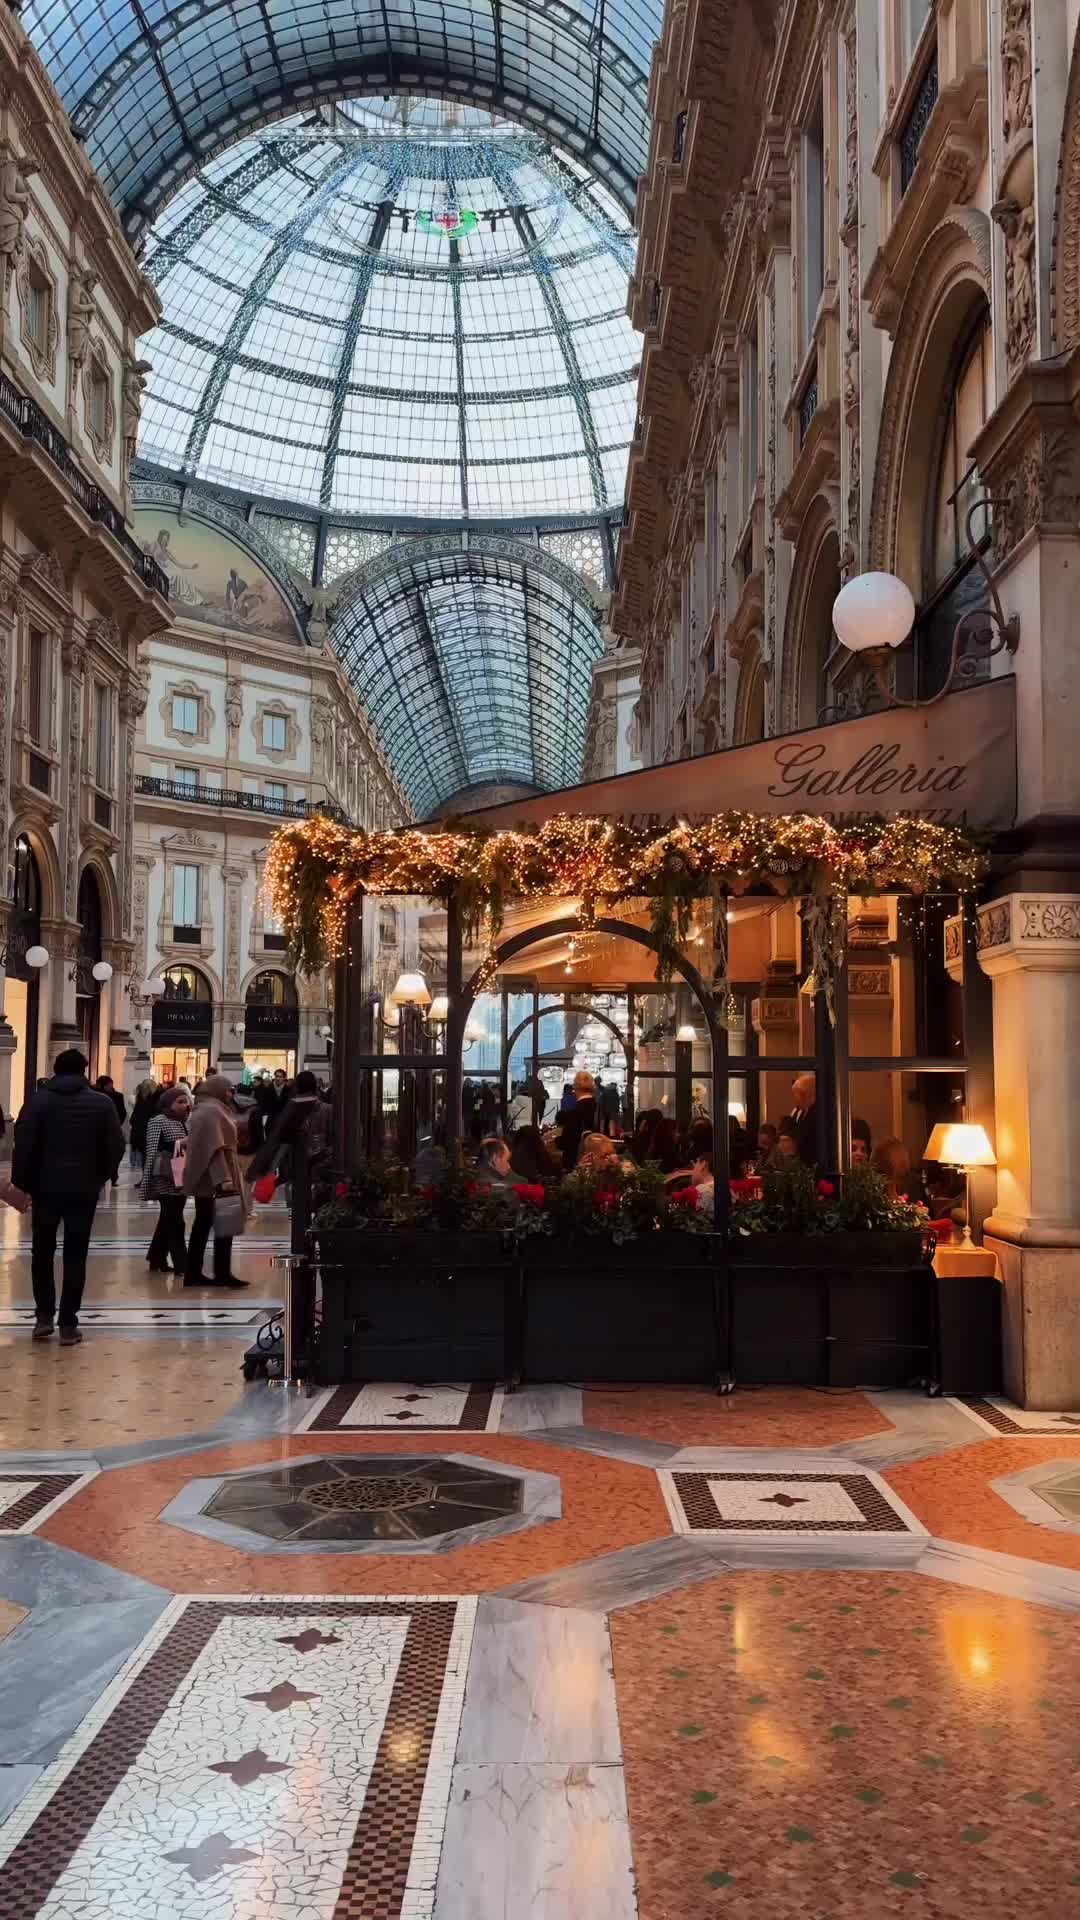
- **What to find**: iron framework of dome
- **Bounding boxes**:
[333,539,604,815]
[21,0,659,233]
[135,118,638,523]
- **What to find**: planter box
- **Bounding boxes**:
[520,1232,722,1384]
[313,1228,513,1383]
[728,1232,930,1388]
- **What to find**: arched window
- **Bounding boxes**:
[246,970,298,1008]
[916,308,993,698]
[161,965,211,1003]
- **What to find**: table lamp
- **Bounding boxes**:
[924,1122,997,1248]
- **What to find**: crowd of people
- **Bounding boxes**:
[453,1067,966,1227]
[8,1051,331,1344]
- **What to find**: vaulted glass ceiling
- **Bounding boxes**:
[334,545,603,815]
[20,0,659,235]
[136,115,639,521]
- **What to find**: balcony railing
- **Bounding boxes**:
[899,49,939,194]
[135,775,349,824]
[672,111,687,164]
[0,369,169,600]
[798,365,819,446]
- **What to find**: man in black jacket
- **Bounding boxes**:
[13,1048,124,1344]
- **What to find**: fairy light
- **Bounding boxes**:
[265,809,988,976]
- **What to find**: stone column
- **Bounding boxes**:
[219,863,248,1074]
[978,893,1080,1407]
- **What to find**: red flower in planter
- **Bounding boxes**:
[335,1181,350,1200]
[729,1178,761,1201]
[817,1180,836,1197]
[592,1188,618,1213]
[516,1184,546,1208]
[464,1179,479,1199]
[670,1184,700,1209]
[417,1185,437,1202]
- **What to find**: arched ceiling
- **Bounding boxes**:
[137,117,638,521]
[21,0,659,237]
[332,538,604,815]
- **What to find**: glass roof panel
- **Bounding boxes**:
[21,2,658,233]
[135,118,638,522]
[334,547,604,813]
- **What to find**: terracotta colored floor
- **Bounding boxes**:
[584,1385,893,1447]
[612,1569,1080,1919]
[890,1436,1080,1570]
[40,1430,671,1593]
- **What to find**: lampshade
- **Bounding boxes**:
[832,571,916,653]
[91,960,113,984]
[464,1017,488,1044]
[24,945,49,969]
[429,994,449,1023]
[676,1024,697,1043]
[924,1122,997,1168]
[389,969,431,1007]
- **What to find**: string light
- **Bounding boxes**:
[265,809,987,977]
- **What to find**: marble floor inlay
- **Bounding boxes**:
[953,1397,1080,1437]
[660,1465,919,1540]
[299,1383,504,1434]
[0,1474,92,1534]
[158,1452,563,1557]
[0,1307,278,1328]
[0,1594,475,1920]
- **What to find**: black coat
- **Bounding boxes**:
[784,1105,819,1165]
[555,1095,598,1171]
[13,1073,124,1200]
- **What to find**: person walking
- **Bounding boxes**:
[247,1070,330,1211]
[141,1087,191,1274]
[128,1078,159,1180]
[182,1073,248,1288]
[13,1048,123,1343]
[95,1076,127,1187]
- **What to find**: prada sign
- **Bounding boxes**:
[469,677,1017,832]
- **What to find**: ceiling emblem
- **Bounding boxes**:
[417,207,477,240]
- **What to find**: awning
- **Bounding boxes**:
[464,676,1016,832]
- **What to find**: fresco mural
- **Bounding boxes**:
[133,509,298,641]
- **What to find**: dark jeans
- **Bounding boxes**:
[147,1195,187,1272]
[184,1194,233,1283]
[31,1196,99,1328]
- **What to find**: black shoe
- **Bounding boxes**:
[59,1327,83,1346]
[32,1321,54,1341]
[147,1264,169,1274]
[209,1275,250,1289]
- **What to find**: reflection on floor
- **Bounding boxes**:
[2,1202,1080,1915]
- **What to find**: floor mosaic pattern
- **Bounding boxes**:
[0,1596,475,1920]
[4,1199,1080,1915]
[300,1383,503,1433]
[0,1473,93,1533]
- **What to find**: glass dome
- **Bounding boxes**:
[136,115,639,522]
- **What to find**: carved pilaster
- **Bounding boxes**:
[970,349,1080,564]
[841,19,860,578]
[60,637,85,922]
[223,865,247,1000]
[995,0,1035,384]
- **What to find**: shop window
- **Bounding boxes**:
[172,863,200,934]
[915,310,992,698]
[262,711,287,753]
[172,692,200,734]
[161,965,210,1002]
[246,970,298,1008]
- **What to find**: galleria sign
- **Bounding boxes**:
[473,676,1018,833]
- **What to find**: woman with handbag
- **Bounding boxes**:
[141,1086,191,1274]
[182,1074,249,1289]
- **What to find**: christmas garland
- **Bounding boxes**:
[265,810,987,982]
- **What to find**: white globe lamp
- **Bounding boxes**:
[832,572,915,655]
[25,945,49,970]
[91,960,113,984]
[146,975,167,996]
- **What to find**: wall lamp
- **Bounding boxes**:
[831,498,1019,708]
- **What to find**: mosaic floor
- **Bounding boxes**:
[2,1190,1080,1914]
